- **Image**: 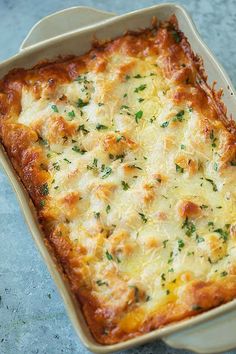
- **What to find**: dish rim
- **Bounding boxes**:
[0,3,236,353]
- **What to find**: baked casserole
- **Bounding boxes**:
[0,15,236,344]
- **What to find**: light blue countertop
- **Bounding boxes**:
[0,1,236,353]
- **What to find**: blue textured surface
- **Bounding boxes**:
[0,1,236,353]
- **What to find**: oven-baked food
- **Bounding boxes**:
[0,15,236,344]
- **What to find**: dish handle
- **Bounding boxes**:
[20,6,116,51]
[162,305,236,353]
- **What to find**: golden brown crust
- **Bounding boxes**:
[0,15,236,345]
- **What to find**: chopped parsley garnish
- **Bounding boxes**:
[129,285,140,302]
[161,273,166,281]
[68,110,75,119]
[210,130,217,148]
[230,161,236,166]
[205,178,217,191]
[200,204,208,209]
[135,110,143,123]
[52,162,60,171]
[40,183,49,196]
[105,250,113,261]
[96,123,108,130]
[134,74,142,78]
[214,228,229,242]
[94,212,100,219]
[134,84,147,93]
[196,235,205,243]
[125,75,130,80]
[63,158,71,164]
[77,98,89,108]
[72,146,87,154]
[138,98,145,102]
[120,105,129,110]
[128,164,142,170]
[98,102,104,107]
[39,200,45,208]
[160,121,169,128]
[175,164,184,173]
[123,93,128,98]
[172,30,181,43]
[138,212,148,223]
[182,217,196,237]
[163,240,169,248]
[96,280,108,286]
[78,124,89,135]
[180,144,186,150]
[213,162,218,171]
[51,104,59,113]
[121,181,130,190]
[220,271,228,277]
[178,239,185,251]
[116,135,125,142]
[173,110,185,122]
[101,166,112,179]
[106,205,111,214]
[192,305,202,311]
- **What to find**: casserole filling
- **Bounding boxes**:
[0,15,236,344]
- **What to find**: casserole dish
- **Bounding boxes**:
[0,3,236,353]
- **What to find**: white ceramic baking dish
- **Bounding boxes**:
[0,4,236,353]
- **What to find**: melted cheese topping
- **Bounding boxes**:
[2,22,236,344]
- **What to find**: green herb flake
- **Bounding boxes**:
[72,146,87,154]
[178,239,185,251]
[134,84,147,93]
[213,162,218,171]
[175,164,184,173]
[98,102,104,107]
[138,212,148,223]
[182,217,196,237]
[77,98,89,108]
[138,98,145,103]
[40,183,49,196]
[78,124,89,135]
[101,166,112,179]
[214,228,229,242]
[94,212,100,219]
[51,104,59,113]
[163,240,169,248]
[68,110,75,119]
[96,123,108,131]
[192,304,203,311]
[63,158,71,164]
[161,273,166,282]
[205,178,217,191]
[180,144,186,150]
[96,280,108,286]
[220,271,228,277]
[172,30,181,43]
[39,200,46,208]
[121,181,130,190]
[160,121,169,128]
[210,130,217,148]
[105,250,113,261]
[173,110,185,122]
[106,205,111,214]
[196,235,205,243]
[135,110,143,123]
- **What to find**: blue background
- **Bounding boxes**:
[0,1,236,353]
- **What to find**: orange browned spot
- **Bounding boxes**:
[146,238,160,249]
[117,61,136,81]
[156,211,168,221]
[103,133,137,155]
[47,116,77,144]
[153,173,168,184]
[93,183,117,201]
[178,200,201,218]
[163,135,175,150]
[143,183,155,203]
